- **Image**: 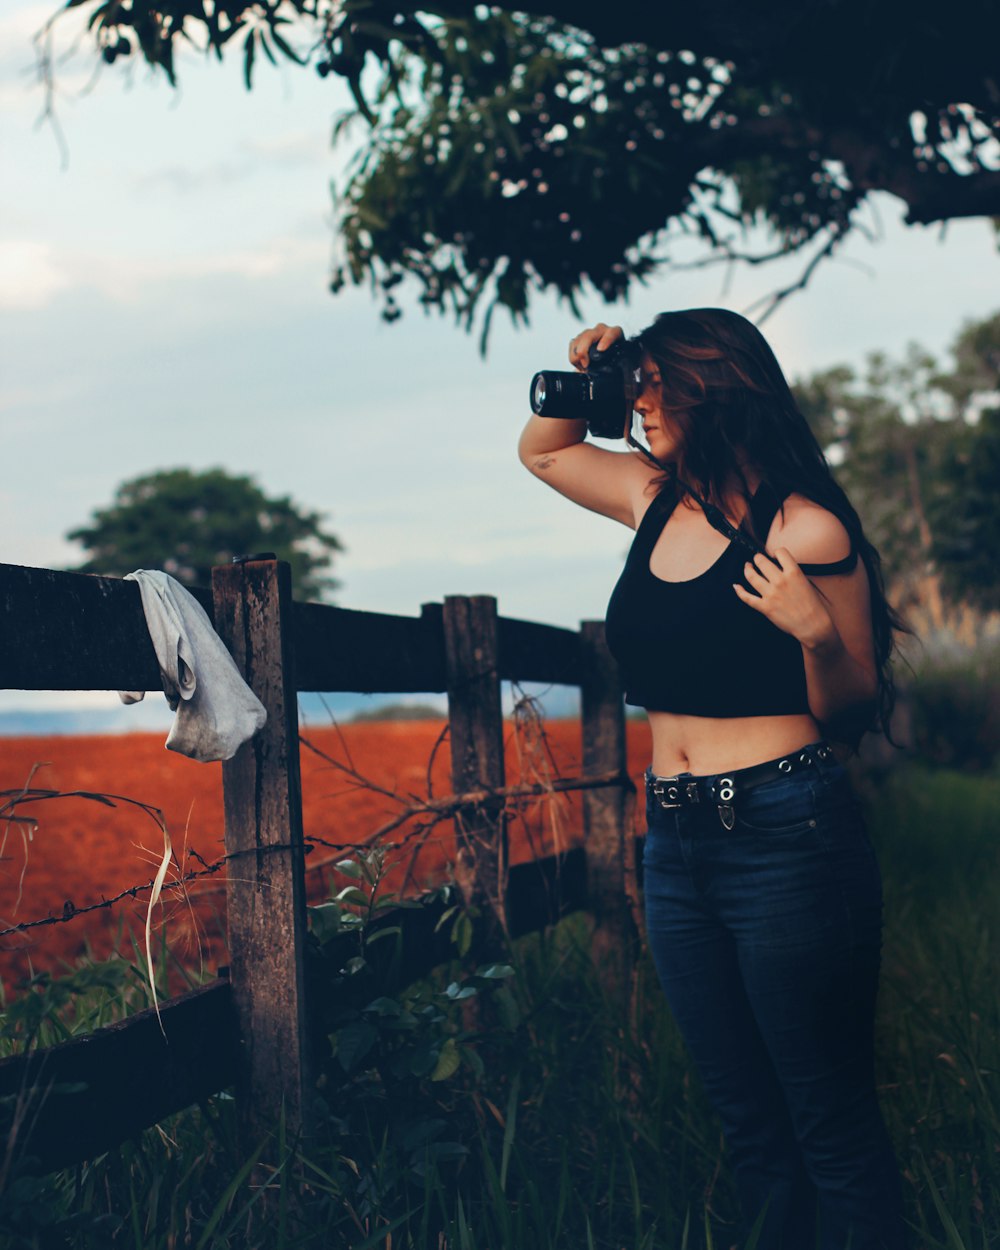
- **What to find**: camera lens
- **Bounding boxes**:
[530,370,586,417]
[532,375,547,411]
[529,367,627,435]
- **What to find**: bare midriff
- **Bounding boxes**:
[646,709,823,777]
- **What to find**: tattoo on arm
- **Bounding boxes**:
[533,455,556,472]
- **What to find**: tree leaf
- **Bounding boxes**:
[452,911,473,957]
[307,901,342,943]
[475,963,514,980]
[431,1037,461,1081]
[268,28,304,64]
[242,29,255,90]
[334,885,368,907]
[335,1019,377,1071]
[443,981,477,1000]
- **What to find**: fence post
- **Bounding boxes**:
[440,596,508,944]
[579,620,637,994]
[211,558,313,1158]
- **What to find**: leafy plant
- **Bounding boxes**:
[0,778,994,1247]
[303,848,520,1231]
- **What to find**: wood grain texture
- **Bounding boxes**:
[0,980,237,1174]
[0,563,209,692]
[0,563,583,695]
[579,620,631,907]
[292,600,447,693]
[2,560,635,1173]
[211,559,314,1152]
[441,597,508,934]
[497,616,583,685]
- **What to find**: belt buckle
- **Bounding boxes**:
[651,776,683,809]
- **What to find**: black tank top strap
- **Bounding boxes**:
[632,486,678,552]
[748,479,783,546]
[749,481,858,574]
[799,551,859,576]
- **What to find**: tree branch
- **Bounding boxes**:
[704,115,1000,223]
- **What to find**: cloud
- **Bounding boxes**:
[0,240,71,309]
[0,230,330,310]
[133,132,332,194]
[76,233,330,301]
[132,160,259,194]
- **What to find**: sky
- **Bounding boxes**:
[2,0,999,724]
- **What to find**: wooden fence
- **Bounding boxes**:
[0,558,636,1175]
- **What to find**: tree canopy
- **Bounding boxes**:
[40,0,1000,342]
[67,467,343,599]
[792,309,1000,622]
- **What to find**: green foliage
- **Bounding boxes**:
[0,959,130,1053]
[330,14,844,342]
[901,641,1000,773]
[3,791,998,1247]
[305,851,518,1186]
[38,0,1000,340]
[931,406,1000,612]
[794,345,953,591]
[925,310,1000,610]
[936,312,1000,409]
[863,767,999,1250]
[66,467,342,600]
[792,309,1000,615]
[350,702,446,722]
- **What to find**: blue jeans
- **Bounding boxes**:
[641,745,907,1249]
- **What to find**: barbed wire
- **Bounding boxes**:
[0,770,628,941]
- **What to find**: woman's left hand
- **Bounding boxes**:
[733,548,835,648]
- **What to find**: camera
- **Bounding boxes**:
[529,339,641,440]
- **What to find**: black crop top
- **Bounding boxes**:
[604,481,858,717]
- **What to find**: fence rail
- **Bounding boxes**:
[0,564,585,694]
[0,559,633,1174]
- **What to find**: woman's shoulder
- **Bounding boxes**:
[767,491,854,563]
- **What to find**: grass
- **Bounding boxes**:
[862,765,1000,1250]
[0,764,997,1249]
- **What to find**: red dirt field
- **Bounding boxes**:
[0,719,652,990]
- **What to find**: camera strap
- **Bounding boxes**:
[624,429,766,560]
[682,485,766,560]
[597,340,767,561]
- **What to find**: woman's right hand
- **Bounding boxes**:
[568,323,624,371]
[519,320,655,528]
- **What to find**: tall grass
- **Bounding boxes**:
[863,766,999,1250]
[0,766,996,1249]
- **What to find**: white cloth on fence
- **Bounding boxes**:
[119,569,267,763]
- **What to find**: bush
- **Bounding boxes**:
[901,640,1000,772]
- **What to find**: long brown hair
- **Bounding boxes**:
[635,307,910,745]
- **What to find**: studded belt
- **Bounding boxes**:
[646,741,836,830]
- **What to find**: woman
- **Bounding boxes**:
[518,309,908,1250]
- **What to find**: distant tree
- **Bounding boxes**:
[68,468,343,600]
[351,702,446,722]
[39,0,1000,344]
[930,312,1000,611]
[792,310,1000,625]
[937,308,1000,408]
